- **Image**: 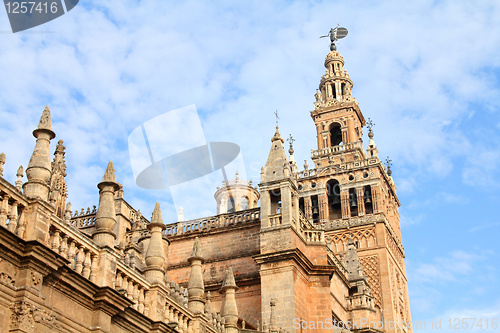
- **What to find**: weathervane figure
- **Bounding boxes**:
[320,25,348,51]
[274,110,279,126]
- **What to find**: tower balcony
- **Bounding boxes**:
[311,141,362,158]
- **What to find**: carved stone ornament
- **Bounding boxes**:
[10,300,58,332]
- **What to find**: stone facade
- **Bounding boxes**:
[0,47,411,333]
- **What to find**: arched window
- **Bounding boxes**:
[364,185,373,214]
[329,123,342,147]
[349,188,358,217]
[227,197,235,213]
[327,179,341,220]
[311,195,319,223]
[240,196,249,210]
[270,189,281,214]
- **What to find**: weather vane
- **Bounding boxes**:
[320,25,348,51]
[274,109,279,126]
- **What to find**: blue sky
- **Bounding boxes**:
[0,0,499,331]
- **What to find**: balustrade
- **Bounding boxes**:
[0,193,26,237]
[165,208,260,237]
[269,214,282,227]
[46,218,100,282]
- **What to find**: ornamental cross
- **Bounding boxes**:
[366,118,375,132]
[385,157,393,170]
[287,134,295,147]
[274,110,279,126]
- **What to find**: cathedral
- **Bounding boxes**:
[0,42,411,332]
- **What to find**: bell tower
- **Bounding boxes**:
[311,50,366,170]
[296,37,412,332]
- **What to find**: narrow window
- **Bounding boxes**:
[329,123,342,147]
[327,179,342,220]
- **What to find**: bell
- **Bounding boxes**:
[350,194,357,208]
[350,199,357,208]
[364,190,372,204]
[312,206,319,215]
[332,195,341,205]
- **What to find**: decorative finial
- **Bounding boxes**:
[235,170,239,183]
[151,202,163,225]
[38,106,53,131]
[0,153,5,177]
[102,161,117,182]
[367,118,375,139]
[178,206,184,222]
[222,267,237,289]
[303,160,309,170]
[385,156,392,176]
[15,165,24,190]
[65,202,72,222]
[315,89,322,102]
[56,139,65,152]
[287,134,295,155]
[274,109,279,126]
[191,237,202,258]
[271,125,284,143]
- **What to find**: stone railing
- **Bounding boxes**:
[269,213,282,227]
[165,208,260,237]
[299,210,313,230]
[114,261,151,314]
[303,230,324,243]
[0,189,28,237]
[311,141,362,158]
[326,244,348,278]
[71,213,96,228]
[47,217,100,283]
[297,210,326,245]
[346,293,375,311]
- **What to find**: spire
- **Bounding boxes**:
[0,153,5,177]
[343,235,367,283]
[220,267,238,333]
[145,202,166,284]
[24,106,56,200]
[102,161,117,182]
[52,140,67,175]
[93,161,121,247]
[37,106,54,132]
[49,139,68,218]
[261,126,290,182]
[188,237,205,314]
